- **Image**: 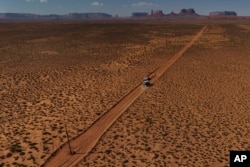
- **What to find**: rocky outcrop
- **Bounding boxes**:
[179,8,198,16]
[165,11,178,16]
[165,8,199,17]
[150,10,164,17]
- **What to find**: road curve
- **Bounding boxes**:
[42,25,207,167]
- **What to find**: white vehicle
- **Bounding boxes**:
[144,76,150,81]
[142,76,151,87]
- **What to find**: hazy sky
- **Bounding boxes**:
[0,0,249,16]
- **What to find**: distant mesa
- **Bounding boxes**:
[165,8,198,17]
[0,13,40,19]
[132,12,149,17]
[179,8,198,16]
[67,13,112,19]
[131,10,164,17]
[209,11,237,16]
[0,12,112,20]
[0,9,241,20]
[165,11,178,16]
[150,10,164,17]
[131,8,199,18]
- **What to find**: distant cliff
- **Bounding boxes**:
[0,13,113,20]
[209,11,237,16]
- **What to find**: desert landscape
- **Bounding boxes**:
[0,20,249,167]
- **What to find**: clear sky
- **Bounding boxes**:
[0,0,249,16]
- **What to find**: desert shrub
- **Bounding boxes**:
[105,149,112,154]
[50,124,57,131]
[12,162,18,166]
[20,152,25,156]
[28,142,39,151]
[9,143,22,153]
[95,112,101,116]
[113,135,119,139]
[16,164,28,167]
[123,159,128,164]
[145,117,153,124]
[27,154,36,163]
[131,154,136,158]
[153,153,159,159]
[14,156,19,160]
[43,146,49,152]
[29,142,37,146]
[43,131,51,135]
[145,146,151,151]
[6,152,12,158]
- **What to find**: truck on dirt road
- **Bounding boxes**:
[142,76,151,87]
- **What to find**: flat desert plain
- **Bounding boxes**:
[0,20,249,167]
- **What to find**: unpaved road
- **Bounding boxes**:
[42,25,207,167]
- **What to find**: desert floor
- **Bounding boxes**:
[0,20,249,167]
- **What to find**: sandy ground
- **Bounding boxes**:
[1,21,190,166]
[0,21,249,167]
[76,24,250,167]
[42,25,207,167]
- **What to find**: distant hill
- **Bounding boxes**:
[209,11,237,16]
[0,13,113,20]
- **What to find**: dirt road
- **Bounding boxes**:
[42,25,207,167]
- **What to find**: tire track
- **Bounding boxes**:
[42,25,207,167]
